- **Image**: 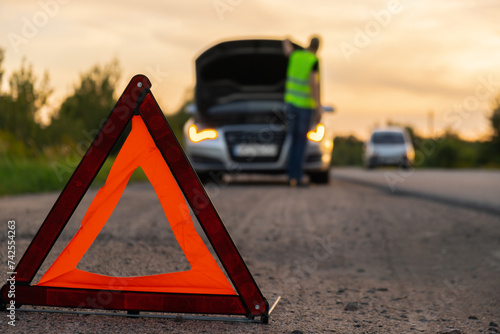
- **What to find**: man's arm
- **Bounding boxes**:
[283,38,294,57]
[310,70,322,121]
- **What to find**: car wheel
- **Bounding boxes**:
[401,163,412,170]
[197,171,225,184]
[366,157,377,169]
[308,170,330,184]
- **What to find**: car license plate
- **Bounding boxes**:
[233,144,278,157]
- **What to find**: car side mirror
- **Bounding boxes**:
[322,105,334,113]
[186,103,197,115]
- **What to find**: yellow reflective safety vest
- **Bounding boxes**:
[284,50,318,109]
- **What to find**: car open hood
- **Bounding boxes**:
[195,39,301,115]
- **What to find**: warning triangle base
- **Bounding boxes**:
[15,307,267,323]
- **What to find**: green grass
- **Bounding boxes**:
[0,155,148,197]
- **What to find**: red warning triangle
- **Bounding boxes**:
[1,75,268,321]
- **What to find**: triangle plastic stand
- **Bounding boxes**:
[0,75,269,323]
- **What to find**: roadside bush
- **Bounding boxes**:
[331,135,364,166]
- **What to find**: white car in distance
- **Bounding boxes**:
[363,127,415,169]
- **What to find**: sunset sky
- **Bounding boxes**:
[1,0,500,140]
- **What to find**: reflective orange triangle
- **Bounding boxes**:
[37,116,235,295]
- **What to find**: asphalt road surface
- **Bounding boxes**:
[333,168,500,215]
[1,169,499,333]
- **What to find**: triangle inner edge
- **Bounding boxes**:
[78,166,192,278]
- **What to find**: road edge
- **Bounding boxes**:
[332,172,500,217]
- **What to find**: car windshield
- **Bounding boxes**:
[371,132,405,144]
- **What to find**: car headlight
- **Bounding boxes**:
[188,124,218,143]
[307,123,325,142]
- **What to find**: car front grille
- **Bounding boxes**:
[225,130,286,163]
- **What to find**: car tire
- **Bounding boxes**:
[197,171,225,185]
[401,163,411,170]
[308,170,330,184]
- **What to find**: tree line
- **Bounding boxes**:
[0,48,123,157]
[0,48,192,160]
[1,47,499,168]
[332,116,500,168]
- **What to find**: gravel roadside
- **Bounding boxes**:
[1,176,499,333]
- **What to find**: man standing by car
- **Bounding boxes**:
[283,36,322,187]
